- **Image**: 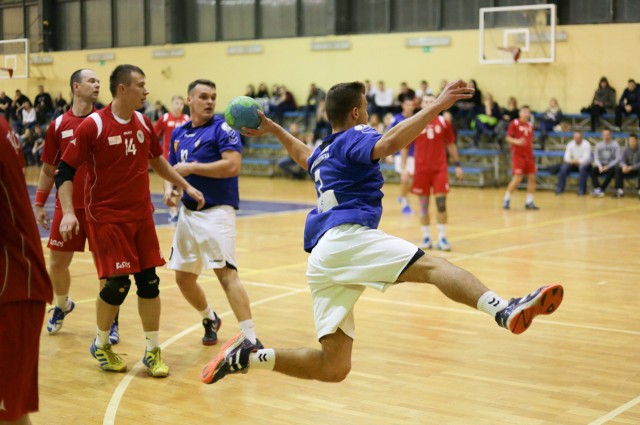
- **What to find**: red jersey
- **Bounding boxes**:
[0,116,53,305]
[507,118,534,157]
[61,104,163,223]
[413,115,456,173]
[153,112,189,160]
[41,108,96,209]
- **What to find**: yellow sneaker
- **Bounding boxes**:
[143,347,169,378]
[90,342,127,372]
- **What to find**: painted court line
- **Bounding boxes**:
[588,394,640,425]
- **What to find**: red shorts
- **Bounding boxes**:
[48,208,90,252]
[0,301,46,421]
[512,154,536,175]
[86,216,165,278]
[411,169,450,195]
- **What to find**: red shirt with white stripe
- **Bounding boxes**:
[507,118,534,157]
[41,108,96,209]
[0,116,53,305]
[60,103,163,223]
[413,115,456,173]
[153,112,189,160]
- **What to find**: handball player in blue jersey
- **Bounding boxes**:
[166,79,259,347]
[201,80,564,385]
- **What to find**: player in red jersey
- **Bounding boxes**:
[55,64,204,377]
[402,94,463,251]
[34,68,120,342]
[503,105,540,210]
[153,95,189,223]
[0,115,53,424]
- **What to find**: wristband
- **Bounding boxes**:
[454,161,461,167]
[34,189,50,207]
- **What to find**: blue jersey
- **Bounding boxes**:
[169,116,242,209]
[389,113,414,156]
[304,125,384,252]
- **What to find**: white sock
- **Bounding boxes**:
[55,294,70,311]
[240,319,257,344]
[145,331,159,351]
[95,327,110,348]
[399,196,409,207]
[199,306,216,321]
[503,191,511,202]
[420,225,430,239]
[477,291,508,317]
[526,193,534,204]
[436,224,446,240]
[249,348,276,371]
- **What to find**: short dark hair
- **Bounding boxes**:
[70,69,87,93]
[187,79,216,96]
[629,79,636,84]
[109,64,145,96]
[325,82,365,128]
[629,133,637,139]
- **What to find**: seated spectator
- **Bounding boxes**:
[614,133,640,198]
[556,131,592,196]
[20,127,37,166]
[591,129,621,197]
[368,113,385,134]
[372,80,394,117]
[303,83,325,131]
[245,84,256,98]
[30,125,45,166]
[149,100,168,123]
[53,92,68,118]
[415,80,433,99]
[276,123,308,180]
[364,79,376,116]
[495,96,519,148]
[539,98,563,150]
[269,85,297,124]
[19,101,37,134]
[254,82,270,113]
[472,93,500,147]
[614,79,640,129]
[12,89,30,123]
[397,81,416,105]
[452,79,482,128]
[0,91,12,120]
[34,85,53,125]
[313,99,331,141]
[582,76,616,132]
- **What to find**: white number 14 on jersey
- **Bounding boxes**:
[124,138,137,156]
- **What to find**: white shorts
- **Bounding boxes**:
[307,224,421,340]
[394,155,415,175]
[167,205,237,274]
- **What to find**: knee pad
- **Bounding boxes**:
[100,276,131,306]
[435,196,447,213]
[134,268,160,299]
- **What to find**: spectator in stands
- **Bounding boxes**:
[149,100,168,123]
[614,79,640,129]
[614,133,640,198]
[312,99,331,142]
[277,123,307,180]
[472,93,500,148]
[583,76,616,132]
[372,80,394,117]
[390,96,417,215]
[30,125,45,166]
[556,131,592,196]
[437,79,448,96]
[364,79,376,116]
[452,79,482,129]
[19,101,37,134]
[369,113,385,134]
[415,80,433,99]
[245,84,256,98]
[34,85,53,125]
[12,89,30,123]
[539,98,563,150]
[0,91,12,120]
[20,127,37,166]
[397,82,416,105]
[256,83,269,99]
[53,92,68,118]
[495,96,519,148]
[590,129,621,197]
[270,85,297,125]
[303,83,326,131]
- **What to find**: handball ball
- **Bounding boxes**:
[224,96,262,131]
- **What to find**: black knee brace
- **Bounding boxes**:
[435,196,447,213]
[134,268,160,299]
[100,276,131,306]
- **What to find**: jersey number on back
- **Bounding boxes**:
[125,138,137,156]
[313,169,338,213]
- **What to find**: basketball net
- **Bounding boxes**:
[497,46,522,63]
[0,67,14,78]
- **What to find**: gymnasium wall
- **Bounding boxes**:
[11,22,640,113]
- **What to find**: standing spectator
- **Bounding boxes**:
[583,77,616,132]
[53,92,68,118]
[472,93,501,147]
[372,80,394,117]
[503,106,539,210]
[34,85,54,124]
[539,98,563,150]
[591,129,621,197]
[397,81,416,105]
[556,131,592,196]
[12,89,30,124]
[0,90,13,120]
[614,79,640,129]
[415,80,433,99]
[614,133,640,198]
[0,115,53,425]
[56,64,204,375]
[303,83,325,131]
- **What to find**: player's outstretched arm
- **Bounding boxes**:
[372,80,474,160]
[241,111,312,170]
[149,155,205,209]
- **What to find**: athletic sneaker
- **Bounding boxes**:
[615,188,624,198]
[437,237,451,251]
[592,188,604,198]
[46,300,75,334]
[201,333,264,384]
[401,204,413,215]
[202,316,222,346]
[420,236,433,249]
[495,284,564,335]
[143,347,169,378]
[168,213,179,225]
[90,342,127,372]
[525,202,540,210]
[109,320,120,345]
[502,199,510,210]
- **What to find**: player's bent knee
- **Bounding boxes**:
[134,268,160,299]
[100,276,131,305]
[435,196,447,213]
[322,362,351,382]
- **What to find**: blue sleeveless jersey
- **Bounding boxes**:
[304,125,384,252]
[169,116,242,209]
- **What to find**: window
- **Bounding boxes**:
[116,0,144,47]
[442,0,493,29]
[56,1,81,51]
[148,0,166,45]
[84,0,112,49]
[1,6,24,39]
[352,0,389,34]
[393,0,439,32]
[261,0,296,39]
[221,0,255,40]
[558,0,612,24]
[301,0,333,36]
[613,0,640,22]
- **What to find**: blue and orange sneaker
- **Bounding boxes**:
[46,300,75,334]
[201,333,263,384]
[495,284,564,334]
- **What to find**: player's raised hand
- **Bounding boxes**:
[185,185,205,209]
[436,80,475,111]
[59,213,80,242]
[35,205,51,230]
[241,111,277,137]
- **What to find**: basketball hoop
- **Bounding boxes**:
[0,67,14,78]
[497,46,522,63]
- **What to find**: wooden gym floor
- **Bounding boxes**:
[27,169,640,425]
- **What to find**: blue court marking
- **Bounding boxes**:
[28,185,313,239]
